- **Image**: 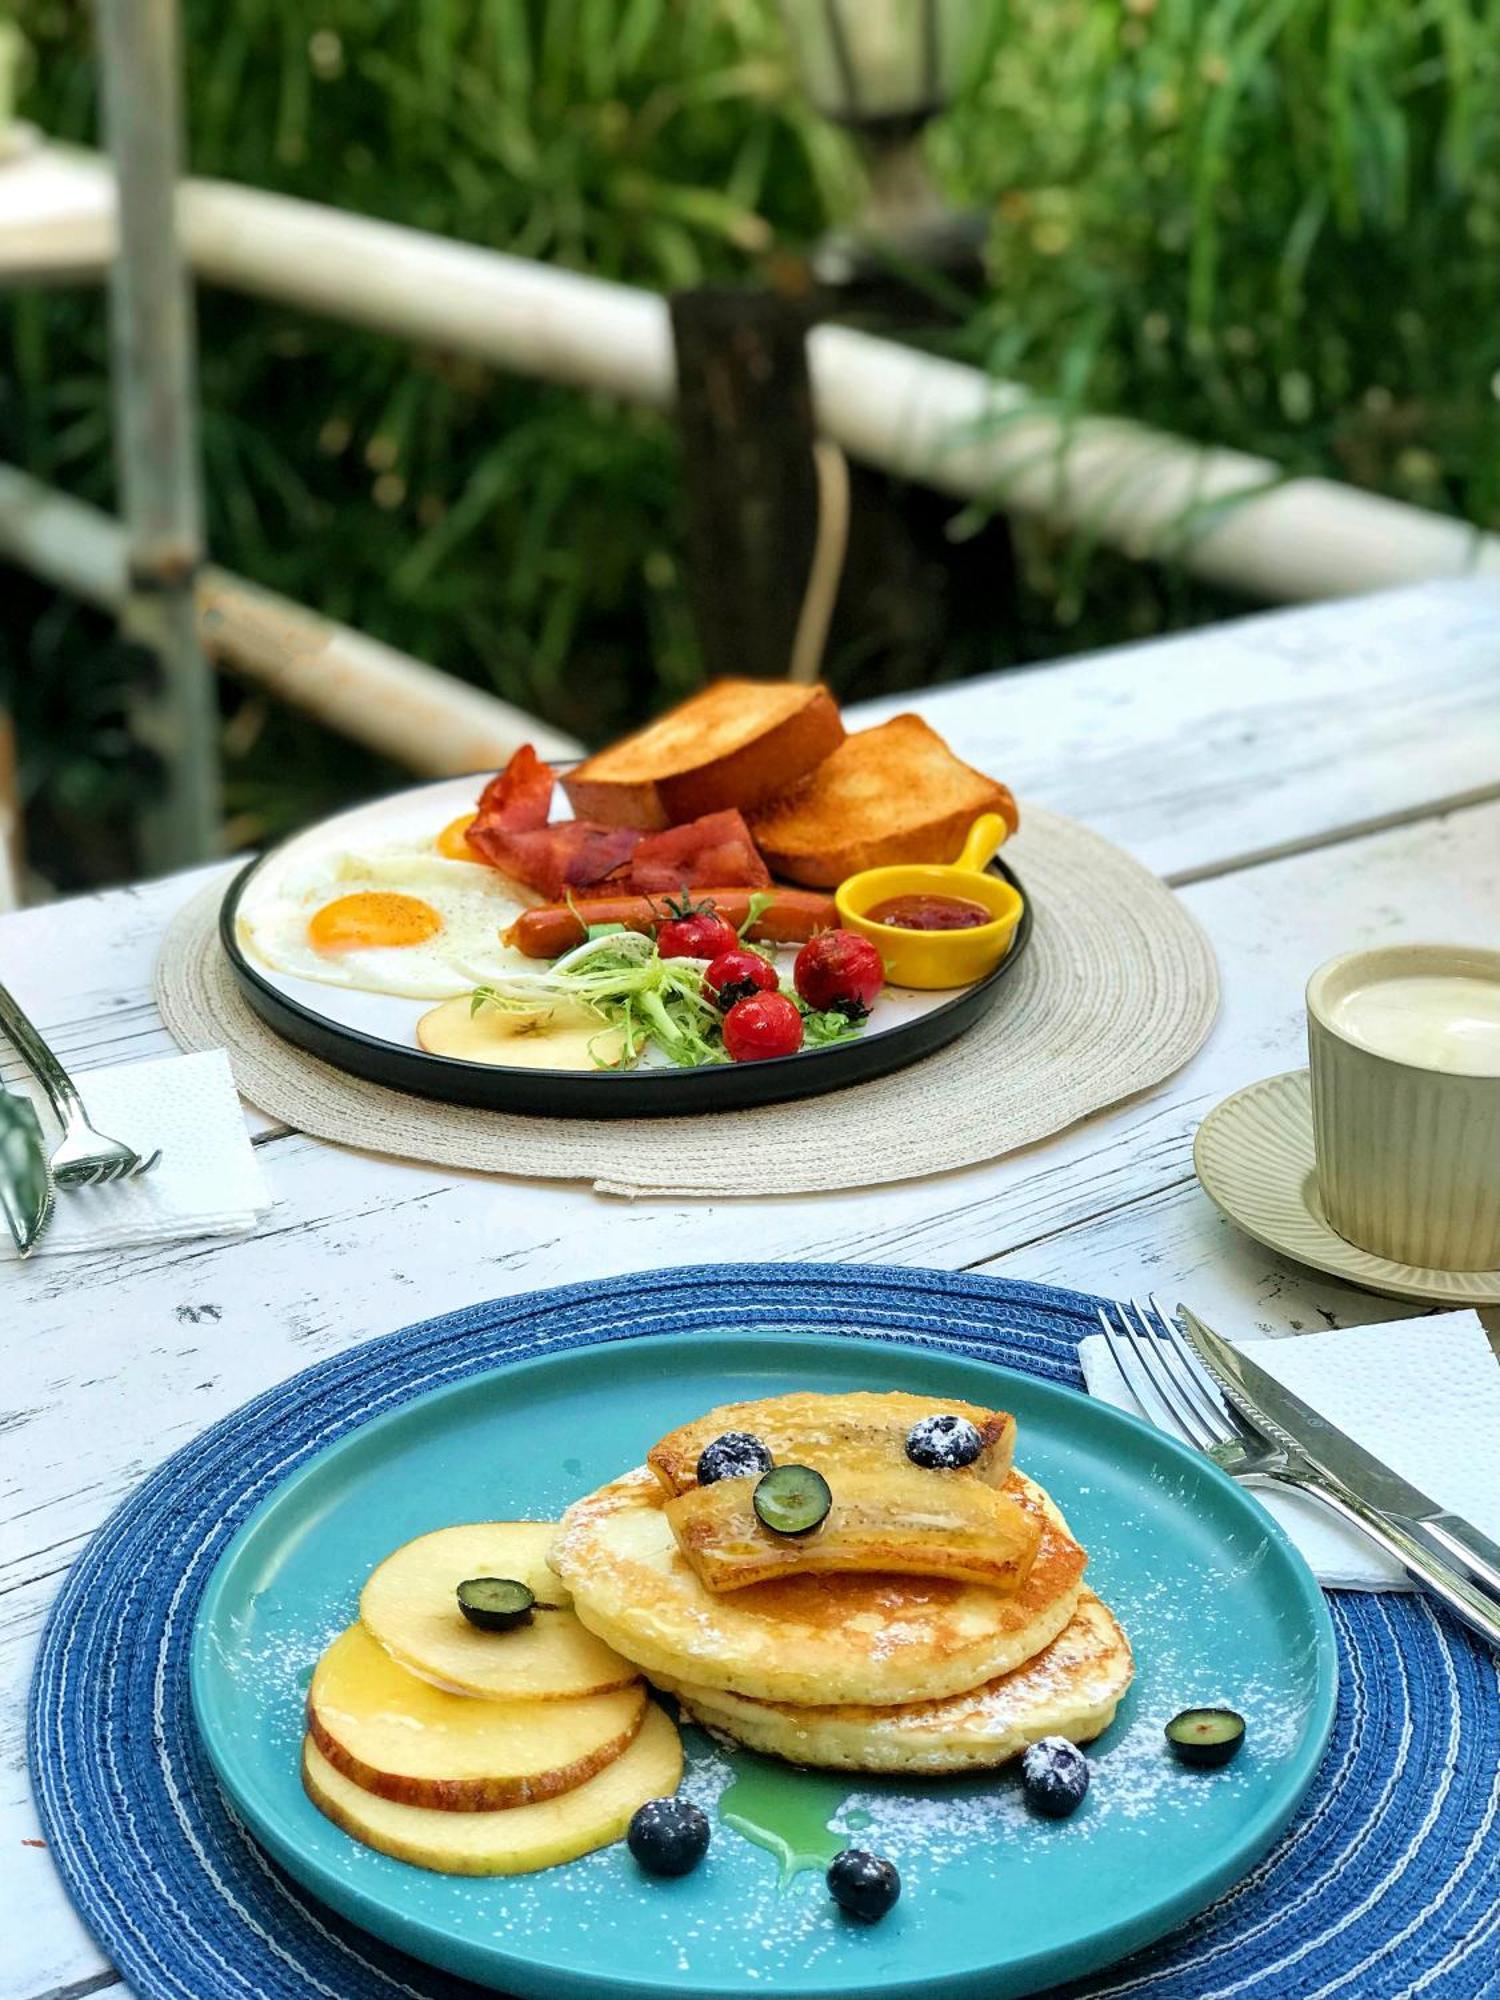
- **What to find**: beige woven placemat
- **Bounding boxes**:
[154,808,1218,1199]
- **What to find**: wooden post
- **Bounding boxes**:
[94,0,220,872]
[0,708,20,911]
[669,290,822,683]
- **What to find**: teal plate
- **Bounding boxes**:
[190,1331,1337,2000]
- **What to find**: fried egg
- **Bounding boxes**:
[238,844,532,999]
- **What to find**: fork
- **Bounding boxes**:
[1097,1294,1500,1650]
[0,981,161,1187]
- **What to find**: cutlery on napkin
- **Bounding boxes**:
[0,1048,271,1256]
[1080,1310,1500,1590]
[0,1087,50,1253]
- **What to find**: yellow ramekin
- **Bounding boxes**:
[834,813,1024,990]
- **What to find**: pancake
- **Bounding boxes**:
[656,1589,1132,1774]
[648,1391,1016,1496]
[550,1468,1087,1708]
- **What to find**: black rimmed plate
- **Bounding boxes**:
[218,773,1032,1118]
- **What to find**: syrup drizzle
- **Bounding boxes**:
[716,1751,871,1885]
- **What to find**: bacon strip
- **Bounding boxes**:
[464,745,639,896]
[465,753,773,902]
[628,810,770,896]
[466,820,641,901]
[471,743,555,834]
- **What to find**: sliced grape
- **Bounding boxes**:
[456,1576,536,1631]
[1165,1706,1245,1767]
[752,1464,832,1538]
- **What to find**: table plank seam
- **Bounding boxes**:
[1,1553,84,1604]
[957,1168,1202,1272]
[1163,782,1500,888]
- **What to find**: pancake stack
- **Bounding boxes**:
[551,1391,1133,1774]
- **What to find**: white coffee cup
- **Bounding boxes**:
[1306,943,1500,1270]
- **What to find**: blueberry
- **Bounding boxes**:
[697,1431,774,1486]
[1020,1736,1091,1818]
[905,1413,984,1470]
[827,1848,901,1923]
[626,1797,710,1877]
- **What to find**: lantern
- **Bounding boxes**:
[778,0,985,133]
[778,0,994,287]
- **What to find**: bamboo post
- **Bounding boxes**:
[0,465,584,772]
[94,0,219,872]
[0,708,20,912]
[7,146,1500,608]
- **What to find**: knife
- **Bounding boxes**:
[1178,1304,1500,1602]
[0,1087,52,1257]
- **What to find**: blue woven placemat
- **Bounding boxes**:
[28,1263,1500,2000]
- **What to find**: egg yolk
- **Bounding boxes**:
[436,813,478,861]
[307,892,443,953]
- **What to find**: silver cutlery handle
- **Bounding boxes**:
[1410,1514,1500,1603]
[0,982,85,1126]
[1268,1469,1500,1651]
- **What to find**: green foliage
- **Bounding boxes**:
[938,0,1500,602]
[3,0,1499,873]
[2,0,859,859]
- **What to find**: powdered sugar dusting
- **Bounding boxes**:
[200,1370,1327,1994]
[232,1588,1310,1989]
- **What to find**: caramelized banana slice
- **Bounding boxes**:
[665,1458,1041,1594]
[648,1391,1016,1497]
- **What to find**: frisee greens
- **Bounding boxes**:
[800,1008,865,1045]
[470,930,866,1070]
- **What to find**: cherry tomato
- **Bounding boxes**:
[703,948,780,1011]
[723,990,804,1062]
[793,929,884,1020]
[656,899,740,961]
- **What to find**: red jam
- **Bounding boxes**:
[865,893,993,932]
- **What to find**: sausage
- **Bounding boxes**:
[503,887,838,960]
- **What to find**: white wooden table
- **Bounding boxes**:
[4,579,1500,2000]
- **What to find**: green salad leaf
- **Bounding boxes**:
[798,1006,866,1047]
[471,929,871,1070]
[472,930,728,1068]
[737,891,774,940]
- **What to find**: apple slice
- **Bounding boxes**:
[360,1523,639,1700]
[309,1624,646,1810]
[416,995,626,1070]
[302,1702,682,1875]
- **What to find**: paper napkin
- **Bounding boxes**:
[2,1048,272,1257]
[1080,1311,1500,1590]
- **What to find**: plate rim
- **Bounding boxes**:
[215,771,1033,1119]
[1194,1068,1500,1306]
[190,1326,1339,2000]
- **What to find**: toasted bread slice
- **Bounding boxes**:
[562,680,844,831]
[747,713,1018,888]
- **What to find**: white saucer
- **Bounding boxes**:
[1194,1069,1500,1306]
